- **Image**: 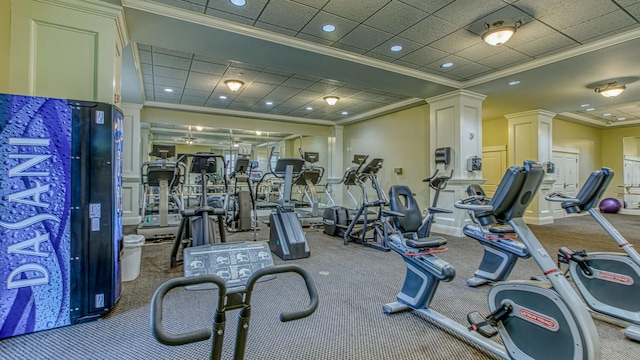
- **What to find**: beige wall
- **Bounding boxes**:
[602,126,640,199]
[482,117,508,148]
[553,119,602,188]
[0,0,9,93]
[344,104,430,206]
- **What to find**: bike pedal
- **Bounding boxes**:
[467,311,498,338]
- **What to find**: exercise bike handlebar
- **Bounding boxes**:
[423,169,454,189]
[150,275,228,346]
[455,196,493,212]
[245,264,319,322]
[545,191,581,203]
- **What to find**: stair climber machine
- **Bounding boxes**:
[383,161,602,360]
[137,145,187,240]
[293,150,325,227]
[257,147,310,260]
[151,264,318,360]
[341,157,392,251]
[545,167,640,341]
[225,144,258,234]
[170,153,228,268]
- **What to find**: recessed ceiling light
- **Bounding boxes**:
[580,104,590,107]
[219,95,227,100]
[229,0,246,6]
[602,113,612,116]
[390,45,403,52]
[195,126,203,131]
[618,117,626,121]
[266,101,273,105]
[306,107,313,110]
[441,62,453,68]
[585,108,595,111]
[322,24,335,32]
[508,80,520,86]
[342,111,348,115]
[164,88,173,92]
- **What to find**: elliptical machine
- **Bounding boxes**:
[384,161,601,360]
[546,167,640,341]
[170,153,228,268]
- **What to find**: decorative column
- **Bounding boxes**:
[8,0,127,104]
[426,90,487,237]
[328,125,344,206]
[505,110,556,225]
[121,103,143,226]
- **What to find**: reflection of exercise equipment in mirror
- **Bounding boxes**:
[225,143,259,234]
[258,147,310,260]
[137,145,186,241]
[293,150,326,227]
[151,264,319,360]
[170,153,228,268]
[546,167,640,341]
[384,161,602,360]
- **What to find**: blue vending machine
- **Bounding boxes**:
[0,94,123,339]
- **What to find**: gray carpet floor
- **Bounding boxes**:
[1,213,640,359]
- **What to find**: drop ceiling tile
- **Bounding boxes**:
[153,0,205,13]
[153,76,186,87]
[296,32,336,46]
[183,89,211,98]
[336,24,393,52]
[369,37,423,59]
[264,86,303,101]
[279,97,312,108]
[190,61,228,76]
[332,87,363,97]
[240,82,278,98]
[398,0,455,14]
[181,97,208,106]
[145,90,154,99]
[563,10,638,43]
[206,0,269,20]
[475,48,530,69]
[141,66,153,76]
[151,47,193,59]
[137,43,151,51]
[429,29,481,54]
[153,66,189,80]
[323,0,390,23]
[391,59,424,70]
[627,4,640,18]
[258,0,318,31]
[299,11,358,41]
[143,74,153,84]
[433,0,507,26]
[139,50,152,64]
[281,77,314,89]
[446,62,492,80]
[292,0,330,9]
[422,55,474,73]
[296,89,325,99]
[185,73,220,91]
[364,1,428,34]
[306,82,340,93]
[204,9,254,25]
[206,97,233,107]
[514,32,577,58]
[223,67,261,82]
[398,16,460,45]
[516,0,619,31]
[267,106,296,115]
[192,54,228,65]
[366,52,396,63]
[254,21,299,36]
[152,53,192,70]
[454,41,506,62]
[253,72,290,86]
[154,94,182,103]
[500,20,556,47]
[398,45,448,67]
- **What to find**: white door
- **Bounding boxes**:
[551,150,579,219]
[482,147,507,197]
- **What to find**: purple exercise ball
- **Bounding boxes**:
[599,198,621,213]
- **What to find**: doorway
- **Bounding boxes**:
[551,147,580,219]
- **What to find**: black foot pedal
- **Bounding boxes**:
[467,311,498,338]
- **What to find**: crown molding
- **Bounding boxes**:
[335,98,425,125]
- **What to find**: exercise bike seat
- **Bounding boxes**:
[405,237,447,250]
[488,224,514,234]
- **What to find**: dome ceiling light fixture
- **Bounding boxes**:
[482,20,521,46]
[595,82,626,97]
[225,79,244,92]
[324,96,339,106]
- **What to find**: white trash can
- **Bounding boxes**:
[122,234,145,282]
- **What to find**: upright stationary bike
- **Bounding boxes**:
[384,161,601,360]
[546,167,640,341]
